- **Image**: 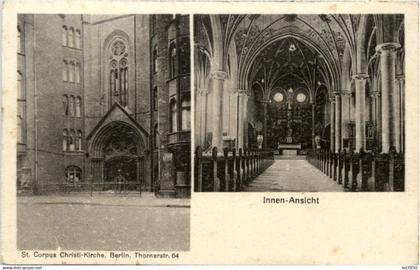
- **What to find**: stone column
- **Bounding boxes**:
[197,88,208,147]
[376,43,400,153]
[243,94,249,147]
[396,75,405,152]
[353,74,369,152]
[341,90,351,146]
[334,91,342,152]
[371,90,381,150]
[262,99,269,148]
[210,71,227,152]
[330,97,335,152]
[236,89,248,149]
[311,103,316,151]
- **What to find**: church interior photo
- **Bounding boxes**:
[194,14,405,192]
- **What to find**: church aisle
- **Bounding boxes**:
[244,159,343,192]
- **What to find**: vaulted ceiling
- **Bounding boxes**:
[194,14,404,95]
[250,37,327,102]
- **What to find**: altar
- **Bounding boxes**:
[277,143,301,155]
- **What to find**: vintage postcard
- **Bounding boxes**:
[1,0,419,265]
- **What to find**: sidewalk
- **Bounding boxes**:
[18,192,190,208]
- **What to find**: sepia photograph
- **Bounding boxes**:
[194,14,405,193]
[16,14,191,251]
[1,1,418,265]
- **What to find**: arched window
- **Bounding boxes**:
[153,123,158,149]
[69,61,75,82]
[109,39,129,107]
[152,46,158,73]
[179,37,190,75]
[75,96,81,117]
[153,87,158,111]
[69,95,75,116]
[65,166,82,185]
[17,100,24,144]
[62,26,68,46]
[17,115,23,144]
[68,27,74,47]
[63,95,69,116]
[75,62,80,83]
[76,130,82,151]
[69,129,75,151]
[181,95,191,130]
[63,129,68,150]
[120,58,128,106]
[62,60,68,81]
[170,99,177,132]
[17,71,23,99]
[75,30,81,49]
[169,43,177,78]
[17,25,23,54]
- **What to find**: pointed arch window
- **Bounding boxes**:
[153,87,158,111]
[63,95,69,116]
[75,96,81,117]
[69,95,75,117]
[63,129,68,150]
[17,71,23,99]
[153,123,158,149]
[69,129,75,151]
[76,130,82,151]
[18,25,23,54]
[62,60,68,81]
[181,95,191,130]
[152,46,158,73]
[62,26,68,46]
[68,27,74,48]
[109,39,129,107]
[75,29,81,49]
[170,99,177,132]
[68,61,75,82]
[75,63,81,83]
[179,37,190,75]
[169,43,177,78]
[17,115,23,144]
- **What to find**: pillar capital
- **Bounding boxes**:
[333,90,341,96]
[329,96,335,103]
[197,88,208,95]
[210,70,228,80]
[352,73,369,81]
[371,90,381,98]
[233,88,249,96]
[341,90,352,96]
[261,98,270,104]
[396,74,405,81]
[375,42,401,54]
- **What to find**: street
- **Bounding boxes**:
[17,193,190,251]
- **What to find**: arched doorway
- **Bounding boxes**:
[103,130,138,185]
[88,120,146,191]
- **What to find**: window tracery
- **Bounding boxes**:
[65,166,82,185]
[63,129,68,150]
[68,27,74,47]
[181,96,191,130]
[109,38,129,107]
[170,99,177,132]
[75,96,81,117]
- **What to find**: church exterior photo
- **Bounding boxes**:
[17,14,191,198]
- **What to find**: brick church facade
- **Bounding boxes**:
[17,14,191,197]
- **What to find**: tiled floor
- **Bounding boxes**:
[244,159,343,192]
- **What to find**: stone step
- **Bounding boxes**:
[274,155,307,160]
